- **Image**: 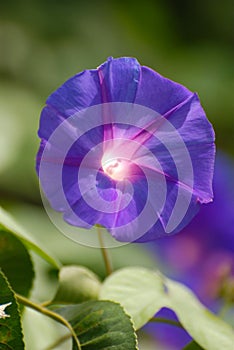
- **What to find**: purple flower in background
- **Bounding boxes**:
[36,57,215,242]
[145,153,234,349]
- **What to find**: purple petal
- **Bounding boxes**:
[97,57,140,103]
[135,66,193,114]
[46,69,102,118]
[165,93,215,201]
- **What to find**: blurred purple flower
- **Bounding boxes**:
[145,153,234,349]
[36,57,215,242]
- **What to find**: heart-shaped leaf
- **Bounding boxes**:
[55,300,138,350]
[165,278,234,350]
[99,267,234,350]
[99,266,166,329]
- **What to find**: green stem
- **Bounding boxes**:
[149,316,184,329]
[16,294,81,350]
[97,225,112,276]
[40,300,52,307]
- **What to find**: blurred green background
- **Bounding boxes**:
[0,1,234,349]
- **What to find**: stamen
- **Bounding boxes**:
[102,157,129,181]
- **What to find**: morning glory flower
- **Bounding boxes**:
[145,154,234,349]
[36,57,215,242]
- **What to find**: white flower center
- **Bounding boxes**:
[102,157,129,181]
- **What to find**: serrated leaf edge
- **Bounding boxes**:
[106,300,139,350]
[0,270,25,349]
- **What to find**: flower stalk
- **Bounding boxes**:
[97,225,113,276]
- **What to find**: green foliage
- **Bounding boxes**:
[0,230,34,297]
[100,267,234,350]
[56,300,138,350]
[0,270,24,349]
[183,341,204,349]
[166,278,234,350]
[52,265,101,304]
[0,207,61,269]
[1,205,233,349]
[99,266,166,330]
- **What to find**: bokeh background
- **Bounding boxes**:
[0,1,234,349]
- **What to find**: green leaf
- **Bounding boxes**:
[0,207,61,269]
[183,341,204,349]
[99,267,234,350]
[0,230,34,297]
[0,270,24,349]
[56,300,138,350]
[52,265,101,304]
[99,267,166,330]
[165,278,234,350]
